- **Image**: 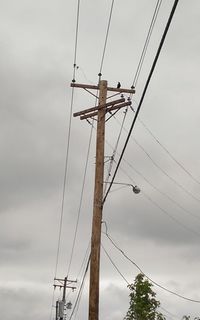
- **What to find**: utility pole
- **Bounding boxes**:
[72,80,135,320]
[89,80,107,320]
[56,301,59,320]
[54,277,77,320]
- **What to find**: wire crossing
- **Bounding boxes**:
[103,0,180,204]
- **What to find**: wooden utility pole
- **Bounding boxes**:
[54,277,77,320]
[89,80,107,320]
[72,80,135,320]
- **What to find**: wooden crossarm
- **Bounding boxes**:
[80,101,132,120]
[73,98,125,117]
[71,82,135,94]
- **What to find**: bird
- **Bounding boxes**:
[117,82,121,89]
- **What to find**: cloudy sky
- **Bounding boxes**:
[1,0,200,319]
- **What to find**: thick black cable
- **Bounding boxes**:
[103,0,180,204]
[103,226,200,304]
[99,0,115,75]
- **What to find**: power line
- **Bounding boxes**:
[50,1,81,318]
[122,156,200,222]
[116,161,200,238]
[76,241,91,280]
[103,133,200,238]
[137,114,200,187]
[132,137,200,203]
[132,0,163,87]
[101,244,129,285]
[103,131,200,235]
[104,108,128,195]
[72,0,81,82]
[112,115,200,222]
[102,224,200,304]
[103,0,180,204]
[69,255,90,320]
[73,251,90,320]
[67,122,94,276]
[54,0,81,280]
[99,0,115,75]
[141,191,200,238]
[102,241,180,320]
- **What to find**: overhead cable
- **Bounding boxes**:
[50,2,81,319]
[101,244,129,285]
[99,0,115,75]
[103,0,180,204]
[54,0,81,279]
[122,156,200,222]
[132,0,163,87]
[137,115,200,187]
[116,161,200,238]
[104,108,128,195]
[113,117,200,221]
[69,255,91,320]
[102,242,180,320]
[67,122,94,276]
[102,224,200,304]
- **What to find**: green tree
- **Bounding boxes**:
[124,273,165,320]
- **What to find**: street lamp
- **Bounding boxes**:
[104,181,141,194]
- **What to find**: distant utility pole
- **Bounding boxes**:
[72,80,135,320]
[54,276,77,320]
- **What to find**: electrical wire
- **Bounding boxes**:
[102,241,179,320]
[103,0,180,205]
[132,137,200,203]
[112,116,200,221]
[54,0,81,281]
[137,114,200,187]
[103,134,200,240]
[132,0,163,87]
[69,255,91,320]
[50,1,81,318]
[101,244,129,285]
[72,0,81,82]
[99,0,115,75]
[115,161,200,238]
[141,190,200,238]
[71,254,89,320]
[122,156,200,222]
[102,223,200,304]
[160,306,180,320]
[67,122,94,276]
[104,108,128,195]
[76,241,91,280]
[103,132,200,234]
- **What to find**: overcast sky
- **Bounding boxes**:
[1,0,200,319]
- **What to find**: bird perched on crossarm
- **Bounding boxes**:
[117,82,121,89]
